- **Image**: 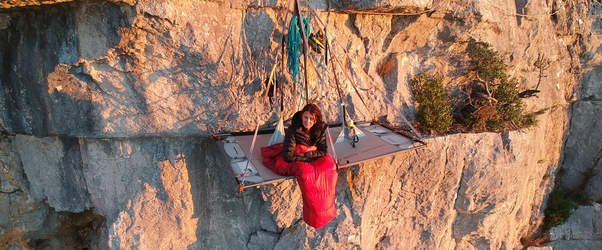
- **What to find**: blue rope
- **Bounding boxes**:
[287,14,311,84]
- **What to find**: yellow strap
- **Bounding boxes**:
[264,62,278,102]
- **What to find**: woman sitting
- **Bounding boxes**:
[261,103,338,229]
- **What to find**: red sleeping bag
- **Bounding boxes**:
[261,143,338,229]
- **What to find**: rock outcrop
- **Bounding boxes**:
[0,0,600,249]
[529,203,602,250]
[559,22,602,201]
[263,106,567,249]
[0,104,568,249]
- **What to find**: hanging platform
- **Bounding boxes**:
[216,122,427,190]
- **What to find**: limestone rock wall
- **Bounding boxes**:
[0,134,48,238]
[0,0,588,137]
[263,106,567,250]
[558,1,602,201]
[0,0,600,249]
[5,134,275,249]
[0,103,568,249]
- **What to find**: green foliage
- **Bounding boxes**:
[541,166,596,233]
[542,187,575,232]
[410,72,453,133]
[489,78,522,131]
[410,41,537,134]
[461,41,537,132]
[520,113,538,127]
[468,42,507,81]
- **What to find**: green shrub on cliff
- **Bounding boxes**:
[410,41,537,134]
[410,72,453,133]
[463,41,537,131]
[542,187,575,232]
[467,41,507,81]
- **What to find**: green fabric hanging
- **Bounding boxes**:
[287,14,311,84]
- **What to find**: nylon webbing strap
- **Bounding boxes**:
[330,56,344,103]
[317,71,339,165]
[325,123,338,166]
[280,0,293,112]
[326,43,370,114]
[240,122,261,189]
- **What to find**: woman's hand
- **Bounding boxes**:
[307,146,317,151]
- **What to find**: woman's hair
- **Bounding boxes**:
[291,103,325,138]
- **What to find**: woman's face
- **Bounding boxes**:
[302,111,316,130]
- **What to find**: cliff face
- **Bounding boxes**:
[263,108,568,249]
[0,0,600,249]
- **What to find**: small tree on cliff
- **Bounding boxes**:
[460,41,536,131]
[410,72,453,134]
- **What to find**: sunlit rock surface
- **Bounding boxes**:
[1,0,593,137]
[263,106,567,249]
[0,0,600,249]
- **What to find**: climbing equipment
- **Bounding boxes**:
[216,0,428,191]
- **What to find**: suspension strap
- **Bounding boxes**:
[330,55,344,104]
[309,7,422,139]
[315,54,339,166]
[294,0,310,105]
[326,43,370,115]
[239,122,260,189]
[280,0,293,112]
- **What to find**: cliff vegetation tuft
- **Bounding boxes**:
[411,41,538,134]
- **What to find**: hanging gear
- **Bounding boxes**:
[335,105,365,145]
[309,29,325,54]
[219,0,429,193]
[287,14,311,84]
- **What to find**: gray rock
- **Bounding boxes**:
[549,203,602,241]
[557,0,602,204]
[260,180,303,230]
[560,101,602,201]
[0,135,48,232]
[273,220,307,250]
[580,66,602,100]
[0,135,25,194]
[0,190,48,231]
[545,240,602,250]
[247,230,279,250]
[259,206,280,233]
[0,2,133,137]
[80,137,268,249]
[12,135,92,212]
